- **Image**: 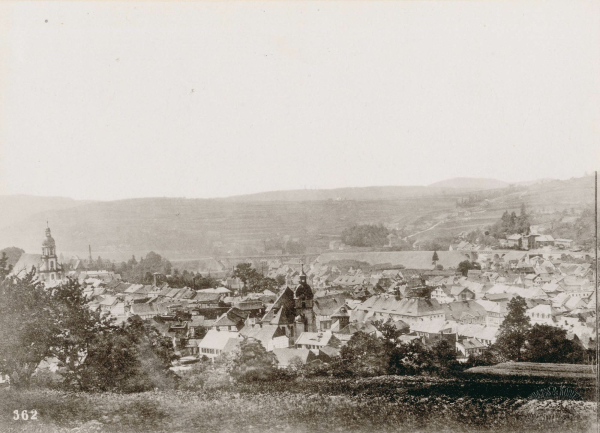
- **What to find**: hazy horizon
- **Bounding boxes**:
[1,2,599,201]
[0,173,593,202]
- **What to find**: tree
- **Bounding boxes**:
[251,276,279,294]
[339,332,389,377]
[229,337,278,382]
[457,260,480,276]
[525,324,585,364]
[45,278,111,389]
[432,251,439,267]
[128,255,138,267]
[464,346,502,368]
[371,320,404,353]
[233,263,278,294]
[489,205,531,239]
[388,340,435,375]
[79,316,177,392]
[516,203,531,235]
[233,263,260,285]
[0,271,55,387]
[0,272,176,391]
[0,252,12,282]
[495,296,531,361]
[432,339,459,370]
[193,274,218,290]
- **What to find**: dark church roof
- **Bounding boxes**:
[294,271,314,301]
[261,287,296,325]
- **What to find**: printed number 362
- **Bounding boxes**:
[13,410,37,421]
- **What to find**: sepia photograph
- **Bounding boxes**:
[0,1,599,432]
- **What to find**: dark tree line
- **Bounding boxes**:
[341,224,390,247]
[457,260,481,276]
[488,204,531,239]
[114,251,173,284]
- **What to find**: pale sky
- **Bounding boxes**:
[0,1,598,201]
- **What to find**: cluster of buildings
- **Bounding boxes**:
[10,227,598,371]
[504,233,574,250]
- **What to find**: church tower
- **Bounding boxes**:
[39,225,61,282]
[293,265,316,335]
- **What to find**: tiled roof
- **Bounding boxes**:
[273,348,314,365]
[358,295,442,317]
[442,301,487,322]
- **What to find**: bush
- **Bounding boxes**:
[300,360,334,378]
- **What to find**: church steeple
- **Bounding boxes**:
[299,264,307,284]
[39,224,61,282]
[293,263,316,333]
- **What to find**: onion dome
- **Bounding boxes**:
[43,227,56,247]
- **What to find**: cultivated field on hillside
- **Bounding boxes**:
[0,176,594,260]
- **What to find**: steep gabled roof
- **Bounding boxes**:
[337,321,378,335]
[261,286,295,325]
[273,348,315,365]
[314,296,346,317]
[240,324,286,348]
[10,253,42,277]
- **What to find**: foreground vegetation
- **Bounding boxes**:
[467,362,596,379]
[0,375,596,433]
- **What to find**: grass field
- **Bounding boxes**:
[0,376,595,433]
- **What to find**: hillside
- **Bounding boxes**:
[0,176,593,261]
[0,195,460,260]
[0,195,92,230]
[407,175,596,245]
